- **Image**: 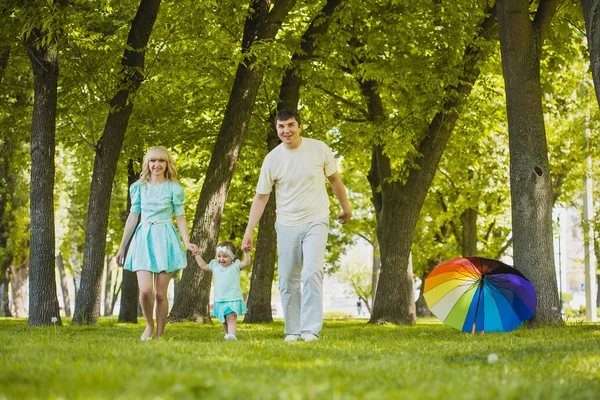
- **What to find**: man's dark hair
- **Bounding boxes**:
[274,109,301,126]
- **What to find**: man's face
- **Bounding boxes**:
[276,117,302,149]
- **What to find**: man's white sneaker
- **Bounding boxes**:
[284,335,301,342]
[301,333,319,342]
[225,334,237,341]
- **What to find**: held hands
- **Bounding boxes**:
[242,232,253,251]
[186,242,198,254]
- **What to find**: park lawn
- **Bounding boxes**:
[1,318,599,399]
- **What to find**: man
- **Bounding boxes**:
[242,109,352,342]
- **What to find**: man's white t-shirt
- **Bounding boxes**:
[256,137,337,226]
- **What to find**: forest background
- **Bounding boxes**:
[1,0,600,328]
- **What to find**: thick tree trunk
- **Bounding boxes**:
[73,0,162,324]
[11,258,29,318]
[461,208,478,256]
[367,13,497,324]
[118,159,141,323]
[244,194,277,323]
[169,0,296,322]
[55,253,71,317]
[497,0,561,325]
[25,26,62,326]
[582,0,600,108]
[245,0,341,323]
[582,2,600,308]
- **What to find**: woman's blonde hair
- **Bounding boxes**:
[139,146,178,183]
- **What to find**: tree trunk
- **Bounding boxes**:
[582,0,600,313]
[244,194,277,323]
[416,265,435,318]
[55,253,71,317]
[73,0,162,325]
[461,208,478,256]
[371,238,381,304]
[366,13,497,324]
[244,0,341,323]
[582,0,600,108]
[0,136,13,317]
[103,255,112,316]
[69,201,81,299]
[497,0,561,324]
[25,25,62,326]
[118,159,141,323]
[169,0,297,322]
[109,270,121,316]
[0,266,11,317]
[11,258,29,318]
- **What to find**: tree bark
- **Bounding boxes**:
[366,12,497,324]
[118,159,141,323]
[497,0,561,324]
[582,0,600,108]
[461,208,478,256]
[371,238,381,304]
[11,258,29,318]
[25,23,62,326]
[55,253,71,317]
[103,255,112,316]
[0,137,14,317]
[244,193,277,323]
[73,0,162,324]
[245,0,342,324]
[0,268,10,317]
[169,0,297,322]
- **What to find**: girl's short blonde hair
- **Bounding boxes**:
[139,146,178,183]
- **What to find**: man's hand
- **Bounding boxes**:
[338,210,352,224]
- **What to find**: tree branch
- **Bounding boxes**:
[533,0,558,42]
[315,84,370,120]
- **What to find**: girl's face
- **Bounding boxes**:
[217,251,233,267]
[148,158,167,177]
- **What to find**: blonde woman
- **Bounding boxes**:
[116,146,197,340]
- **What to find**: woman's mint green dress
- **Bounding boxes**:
[124,181,187,273]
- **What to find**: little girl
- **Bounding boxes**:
[116,146,197,340]
[194,241,251,341]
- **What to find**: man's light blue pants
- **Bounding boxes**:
[275,217,329,337]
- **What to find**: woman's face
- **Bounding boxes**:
[148,158,167,177]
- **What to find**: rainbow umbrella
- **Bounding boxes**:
[423,257,536,333]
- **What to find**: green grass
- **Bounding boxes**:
[1,318,600,399]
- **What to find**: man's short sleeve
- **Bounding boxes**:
[256,157,274,194]
[323,143,338,177]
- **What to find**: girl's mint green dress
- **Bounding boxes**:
[124,181,187,273]
[210,259,248,322]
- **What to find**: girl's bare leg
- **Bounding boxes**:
[137,271,155,339]
[155,272,173,338]
[226,313,238,336]
[222,322,228,334]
